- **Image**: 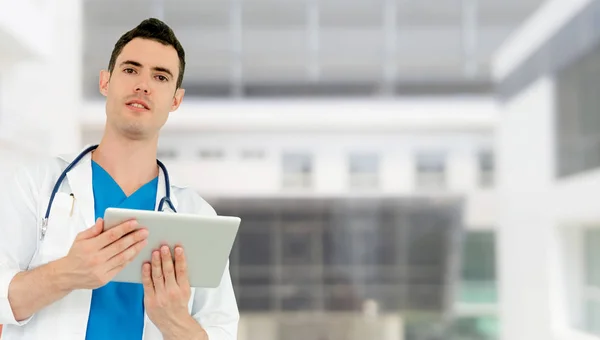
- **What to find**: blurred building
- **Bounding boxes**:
[10,0,600,340]
[82,99,499,339]
[493,0,600,339]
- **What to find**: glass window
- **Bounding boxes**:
[198,149,224,160]
[459,230,497,304]
[416,151,446,189]
[348,152,379,189]
[241,149,266,160]
[157,149,178,159]
[556,41,600,177]
[281,152,313,189]
[585,228,600,287]
[214,197,459,318]
[449,316,499,340]
[478,150,495,188]
[583,228,600,336]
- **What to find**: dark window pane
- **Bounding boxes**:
[462,231,496,281]
[324,285,362,311]
[323,228,353,266]
[238,232,272,266]
[377,231,397,265]
[280,285,315,311]
[238,295,271,311]
[282,229,314,265]
[239,275,272,287]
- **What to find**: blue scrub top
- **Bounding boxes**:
[85,161,158,340]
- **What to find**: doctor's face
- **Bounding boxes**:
[99,38,185,140]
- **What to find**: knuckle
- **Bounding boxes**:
[135,230,147,241]
[108,229,120,243]
[116,252,127,264]
[126,247,138,260]
[118,237,132,252]
[89,254,101,266]
[167,289,179,300]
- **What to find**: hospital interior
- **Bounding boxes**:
[2,0,600,339]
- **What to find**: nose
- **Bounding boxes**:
[135,82,150,94]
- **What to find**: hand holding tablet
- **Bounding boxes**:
[103,207,241,288]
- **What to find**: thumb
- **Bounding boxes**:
[77,218,103,240]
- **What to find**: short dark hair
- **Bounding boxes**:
[107,18,186,88]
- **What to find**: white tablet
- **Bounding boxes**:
[103,207,241,288]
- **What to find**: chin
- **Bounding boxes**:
[117,121,150,140]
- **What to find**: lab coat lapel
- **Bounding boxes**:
[64,149,96,229]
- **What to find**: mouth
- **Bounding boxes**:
[125,99,150,111]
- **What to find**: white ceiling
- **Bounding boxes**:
[82,0,545,98]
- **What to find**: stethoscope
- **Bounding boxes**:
[40,144,177,240]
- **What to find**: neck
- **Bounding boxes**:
[92,130,159,196]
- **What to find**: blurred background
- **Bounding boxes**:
[1,0,599,339]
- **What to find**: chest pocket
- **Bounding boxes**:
[29,192,79,269]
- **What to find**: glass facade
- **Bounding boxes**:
[556,41,600,177]
[212,197,463,339]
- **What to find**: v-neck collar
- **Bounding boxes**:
[91,160,159,212]
[59,145,181,228]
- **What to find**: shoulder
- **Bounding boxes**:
[3,155,64,189]
[172,186,217,216]
[0,155,67,212]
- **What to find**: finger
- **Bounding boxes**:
[174,246,190,288]
[101,228,149,260]
[105,238,148,272]
[151,250,165,292]
[160,245,178,288]
[76,218,104,240]
[97,220,139,248]
[141,262,155,298]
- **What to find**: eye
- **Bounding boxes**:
[123,68,136,74]
[156,75,168,82]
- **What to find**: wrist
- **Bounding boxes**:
[161,313,207,340]
[49,258,75,293]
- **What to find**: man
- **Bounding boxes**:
[0,18,239,339]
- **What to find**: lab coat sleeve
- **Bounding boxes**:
[191,196,240,340]
[0,165,40,325]
[192,261,239,340]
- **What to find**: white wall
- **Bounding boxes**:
[81,98,499,133]
[0,0,51,64]
[492,0,600,339]
[80,127,498,229]
[496,77,561,340]
[0,0,82,157]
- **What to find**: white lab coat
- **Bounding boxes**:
[0,146,239,339]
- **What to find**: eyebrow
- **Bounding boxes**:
[119,60,174,79]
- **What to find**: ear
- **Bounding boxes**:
[99,70,110,97]
[170,88,185,112]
